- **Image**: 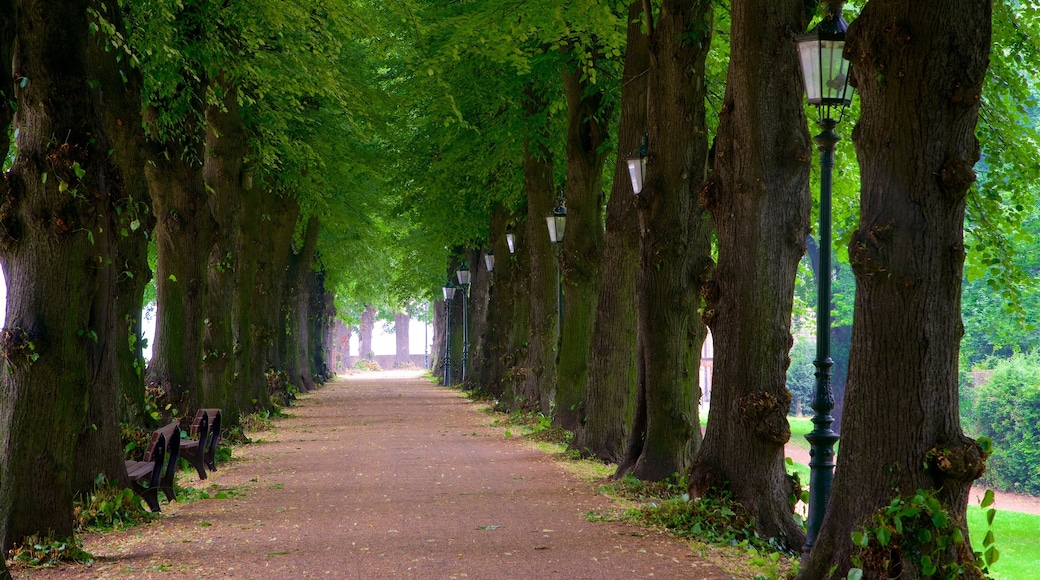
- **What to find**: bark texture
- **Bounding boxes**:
[554,57,608,431]
[618,0,713,482]
[203,82,253,412]
[520,89,559,413]
[282,216,320,393]
[0,1,11,569]
[571,1,645,462]
[799,2,991,578]
[479,209,531,406]
[75,0,155,494]
[0,0,108,548]
[688,0,812,547]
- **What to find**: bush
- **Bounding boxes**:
[354,358,382,371]
[970,351,1040,494]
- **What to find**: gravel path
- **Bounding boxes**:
[24,371,730,579]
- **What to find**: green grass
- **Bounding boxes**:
[967,505,1040,579]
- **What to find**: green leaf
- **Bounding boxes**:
[980,489,995,508]
[876,526,891,547]
[168,274,178,282]
[851,530,869,547]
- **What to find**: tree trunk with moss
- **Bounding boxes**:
[554,56,609,431]
[478,207,530,404]
[0,0,11,568]
[617,0,713,482]
[74,0,155,495]
[687,0,812,547]
[257,191,299,406]
[520,88,559,413]
[0,0,112,549]
[202,82,253,413]
[282,216,320,393]
[571,1,645,462]
[799,2,991,577]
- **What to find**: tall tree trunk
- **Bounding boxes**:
[554,51,609,431]
[520,87,558,413]
[258,190,299,407]
[203,82,251,413]
[433,299,446,381]
[0,0,11,569]
[687,0,812,546]
[74,0,155,494]
[481,210,531,405]
[571,1,645,462]
[445,259,465,384]
[394,310,410,367]
[306,267,331,383]
[799,1,991,577]
[0,0,109,548]
[282,216,320,393]
[617,0,713,482]
[466,247,490,383]
[145,139,211,414]
[359,303,376,360]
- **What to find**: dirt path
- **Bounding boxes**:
[24,371,730,579]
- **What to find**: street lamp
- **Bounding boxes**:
[456,263,471,383]
[795,0,853,559]
[626,133,648,195]
[545,204,566,336]
[442,280,456,385]
[506,232,516,254]
[484,250,495,273]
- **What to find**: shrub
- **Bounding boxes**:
[970,351,1040,494]
[354,358,382,371]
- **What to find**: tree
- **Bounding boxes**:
[570,1,646,462]
[394,310,411,367]
[617,0,714,481]
[553,27,618,431]
[0,0,119,549]
[799,1,992,576]
[688,0,813,545]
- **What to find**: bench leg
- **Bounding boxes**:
[133,483,162,513]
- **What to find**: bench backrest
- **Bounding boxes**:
[144,422,181,466]
[198,408,221,457]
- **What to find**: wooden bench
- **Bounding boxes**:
[124,422,180,512]
[179,408,222,479]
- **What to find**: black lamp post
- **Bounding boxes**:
[795,0,853,559]
[456,263,471,383]
[626,133,649,195]
[545,204,566,336]
[442,281,456,385]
